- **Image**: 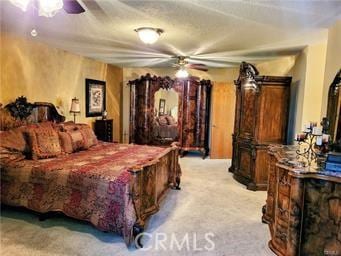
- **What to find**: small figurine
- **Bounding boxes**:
[321,117,330,134]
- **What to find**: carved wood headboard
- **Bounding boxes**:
[0,96,66,131]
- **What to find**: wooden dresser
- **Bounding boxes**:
[94,119,113,142]
[263,145,341,256]
[229,62,291,190]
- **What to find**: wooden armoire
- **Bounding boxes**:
[128,74,211,158]
[229,62,291,190]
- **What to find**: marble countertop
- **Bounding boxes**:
[268,144,341,180]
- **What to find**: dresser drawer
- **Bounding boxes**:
[278,168,291,196]
[276,193,290,222]
[106,122,112,129]
[273,222,288,254]
[94,119,113,142]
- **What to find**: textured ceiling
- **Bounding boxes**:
[1,0,341,67]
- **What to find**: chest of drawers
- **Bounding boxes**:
[94,119,113,142]
[263,146,341,256]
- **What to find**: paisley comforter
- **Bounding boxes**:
[1,142,179,245]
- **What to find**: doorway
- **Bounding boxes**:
[210,82,235,159]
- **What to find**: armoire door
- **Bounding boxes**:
[210,82,235,159]
[181,80,198,148]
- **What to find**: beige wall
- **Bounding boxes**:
[291,48,308,137]
[291,43,327,137]
[0,32,123,142]
[256,56,296,76]
[321,20,341,117]
[301,43,327,126]
[122,57,296,143]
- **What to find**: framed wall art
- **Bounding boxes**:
[85,79,106,117]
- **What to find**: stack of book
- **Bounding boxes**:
[325,152,341,172]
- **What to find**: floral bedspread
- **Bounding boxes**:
[1,142,173,244]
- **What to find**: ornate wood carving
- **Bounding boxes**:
[129,145,181,246]
[127,73,175,90]
[229,62,291,190]
[5,96,34,120]
[264,146,341,256]
[1,97,65,130]
[128,75,211,158]
[235,61,259,85]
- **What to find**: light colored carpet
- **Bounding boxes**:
[0,156,275,256]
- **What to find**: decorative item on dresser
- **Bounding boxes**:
[94,119,113,142]
[128,74,211,159]
[262,145,340,256]
[229,62,291,190]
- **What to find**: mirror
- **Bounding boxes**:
[326,69,341,142]
[153,88,179,143]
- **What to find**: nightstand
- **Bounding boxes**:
[94,119,113,142]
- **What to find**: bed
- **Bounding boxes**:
[153,115,179,141]
[0,97,181,247]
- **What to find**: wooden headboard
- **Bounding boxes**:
[1,96,65,130]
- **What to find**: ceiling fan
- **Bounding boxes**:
[172,56,208,78]
[62,0,85,14]
[173,56,208,72]
[9,0,85,17]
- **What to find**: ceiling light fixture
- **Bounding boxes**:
[38,0,64,17]
[9,0,63,17]
[31,28,38,37]
[135,27,163,44]
[175,68,189,79]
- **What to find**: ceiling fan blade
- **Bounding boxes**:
[63,0,85,14]
[192,67,208,72]
[186,63,208,72]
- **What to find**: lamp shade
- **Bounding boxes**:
[70,98,80,113]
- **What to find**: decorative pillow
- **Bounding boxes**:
[58,131,73,154]
[59,121,78,132]
[0,127,30,153]
[158,116,168,126]
[0,146,26,164]
[79,126,98,148]
[166,115,176,125]
[26,126,62,160]
[67,129,86,152]
[0,107,26,131]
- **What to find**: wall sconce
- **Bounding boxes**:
[69,97,80,123]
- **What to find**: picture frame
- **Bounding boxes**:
[159,98,166,115]
[85,79,106,117]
